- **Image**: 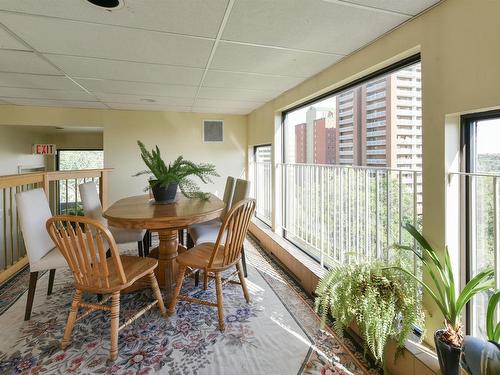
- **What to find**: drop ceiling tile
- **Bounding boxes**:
[0,87,94,101]
[0,12,214,67]
[204,70,303,91]
[211,42,342,77]
[194,98,264,110]
[106,103,192,112]
[0,0,229,38]
[0,72,81,90]
[222,0,408,54]
[96,93,194,107]
[0,27,30,50]
[198,86,278,102]
[3,97,106,108]
[0,50,61,74]
[76,79,197,98]
[192,106,251,115]
[45,54,204,86]
[341,0,440,15]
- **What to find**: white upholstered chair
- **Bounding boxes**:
[188,178,250,280]
[79,182,147,256]
[16,188,68,320]
[187,176,235,245]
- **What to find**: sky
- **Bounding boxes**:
[476,118,500,154]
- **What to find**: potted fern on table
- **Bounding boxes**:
[134,141,219,202]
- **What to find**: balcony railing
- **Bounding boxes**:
[253,162,272,225]
[0,169,111,284]
[279,163,422,270]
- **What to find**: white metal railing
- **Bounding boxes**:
[280,163,422,270]
[448,171,500,334]
[253,162,272,225]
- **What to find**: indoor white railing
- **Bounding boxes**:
[253,162,272,225]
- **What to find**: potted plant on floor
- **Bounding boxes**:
[391,223,495,375]
[314,260,424,370]
[461,291,500,375]
[134,141,219,202]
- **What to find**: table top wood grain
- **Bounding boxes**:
[103,193,225,230]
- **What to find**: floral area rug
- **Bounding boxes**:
[0,237,378,375]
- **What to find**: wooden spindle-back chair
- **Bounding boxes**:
[46,215,166,361]
[168,198,256,331]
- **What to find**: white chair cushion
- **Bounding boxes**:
[189,221,225,246]
[109,227,145,244]
[16,188,57,266]
[30,247,68,272]
[79,182,105,222]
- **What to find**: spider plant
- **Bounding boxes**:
[390,223,495,348]
[487,290,500,342]
[134,141,219,200]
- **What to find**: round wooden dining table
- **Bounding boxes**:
[103,193,225,302]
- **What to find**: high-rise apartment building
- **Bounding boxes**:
[293,64,422,170]
[295,123,307,163]
[293,109,336,164]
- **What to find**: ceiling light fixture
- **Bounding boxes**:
[85,0,123,10]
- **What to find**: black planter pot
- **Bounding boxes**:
[435,330,461,375]
[150,181,178,203]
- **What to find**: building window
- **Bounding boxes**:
[281,56,422,267]
[461,110,500,338]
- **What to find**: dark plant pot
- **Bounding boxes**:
[150,181,177,203]
[435,330,461,375]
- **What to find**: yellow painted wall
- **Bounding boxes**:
[247,0,500,343]
[0,106,248,203]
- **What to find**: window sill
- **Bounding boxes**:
[248,219,442,375]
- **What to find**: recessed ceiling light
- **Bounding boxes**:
[85,0,124,10]
[140,98,156,103]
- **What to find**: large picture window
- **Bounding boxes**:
[281,57,423,269]
[462,111,500,337]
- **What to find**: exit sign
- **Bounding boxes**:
[33,144,56,155]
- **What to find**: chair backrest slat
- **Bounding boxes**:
[47,215,126,290]
[210,198,256,268]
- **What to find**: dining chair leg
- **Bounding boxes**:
[24,271,38,321]
[143,231,150,257]
[236,262,250,303]
[215,272,225,332]
[61,290,81,350]
[137,241,144,257]
[241,245,248,278]
[178,229,185,246]
[168,265,187,314]
[203,270,209,290]
[186,233,194,249]
[47,269,56,296]
[110,292,120,361]
[148,272,166,316]
[194,270,200,287]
